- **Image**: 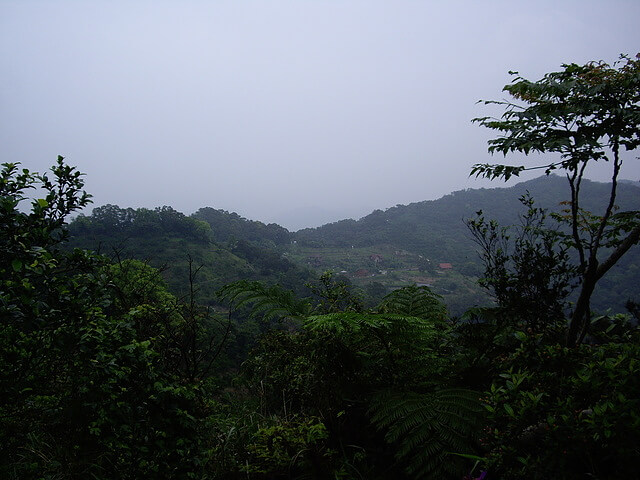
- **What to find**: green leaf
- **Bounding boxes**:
[504,403,515,417]
[37,198,48,207]
[514,331,527,342]
[12,259,22,271]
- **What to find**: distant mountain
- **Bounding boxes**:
[619,179,640,186]
[269,204,373,231]
[65,176,640,316]
[295,174,640,261]
[292,175,640,314]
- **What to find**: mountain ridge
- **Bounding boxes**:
[67,174,640,315]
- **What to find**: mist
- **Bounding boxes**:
[2,0,639,230]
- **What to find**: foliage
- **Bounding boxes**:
[377,284,447,321]
[242,416,334,477]
[223,280,482,479]
[467,194,576,336]
[588,312,640,344]
[482,339,640,479]
[369,389,483,479]
[305,310,447,390]
[472,55,640,166]
[306,271,364,314]
[192,206,291,247]
[217,279,312,323]
[76,203,212,242]
[0,158,213,479]
[472,53,640,344]
[67,204,314,305]
[467,56,640,477]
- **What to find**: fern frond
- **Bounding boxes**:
[217,280,311,321]
[304,312,447,382]
[305,312,437,335]
[369,389,483,480]
[378,285,448,322]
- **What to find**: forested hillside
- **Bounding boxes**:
[192,207,291,247]
[292,175,640,314]
[65,175,640,316]
[67,204,314,302]
[296,175,640,260]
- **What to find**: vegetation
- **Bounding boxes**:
[472,54,640,345]
[0,159,215,478]
[292,175,640,315]
[67,204,315,302]
[2,53,639,479]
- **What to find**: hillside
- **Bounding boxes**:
[66,204,314,304]
[65,175,640,316]
[290,175,640,314]
[295,175,640,258]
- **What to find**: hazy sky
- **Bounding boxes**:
[2,1,639,230]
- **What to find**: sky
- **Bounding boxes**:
[2,0,639,230]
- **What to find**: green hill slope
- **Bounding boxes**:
[65,176,639,316]
[291,175,640,314]
[66,205,313,305]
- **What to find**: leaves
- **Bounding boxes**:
[217,279,312,322]
[0,158,210,478]
[472,54,640,178]
[466,194,576,335]
[378,284,447,321]
[470,163,527,182]
[369,389,483,479]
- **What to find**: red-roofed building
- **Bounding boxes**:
[438,263,453,270]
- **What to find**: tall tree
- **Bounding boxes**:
[472,54,640,345]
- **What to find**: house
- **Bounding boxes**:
[438,263,453,270]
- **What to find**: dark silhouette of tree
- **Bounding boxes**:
[472,54,640,345]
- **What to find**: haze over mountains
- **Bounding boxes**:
[266,204,374,232]
[68,174,640,316]
[267,175,640,231]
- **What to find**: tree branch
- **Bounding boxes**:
[595,224,640,282]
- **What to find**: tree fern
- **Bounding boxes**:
[305,312,446,387]
[369,389,483,479]
[378,285,448,323]
[217,280,312,322]
[305,312,435,335]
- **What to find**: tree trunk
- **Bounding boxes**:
[566,271,597,347]
[566,225,640,346]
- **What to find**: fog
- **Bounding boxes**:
[2,0,639,230]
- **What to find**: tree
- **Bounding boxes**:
[472,54,640,345]
[466,194,576,336]
[1,158,212,478]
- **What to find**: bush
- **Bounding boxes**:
[483,338,640,479]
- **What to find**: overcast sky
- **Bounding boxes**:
[2,1,639,230]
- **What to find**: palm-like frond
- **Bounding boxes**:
[369,389,483,480]
[378,285,447,323]
[305,312,435,335]
[304,312,446,384]
[217,280,312,322]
